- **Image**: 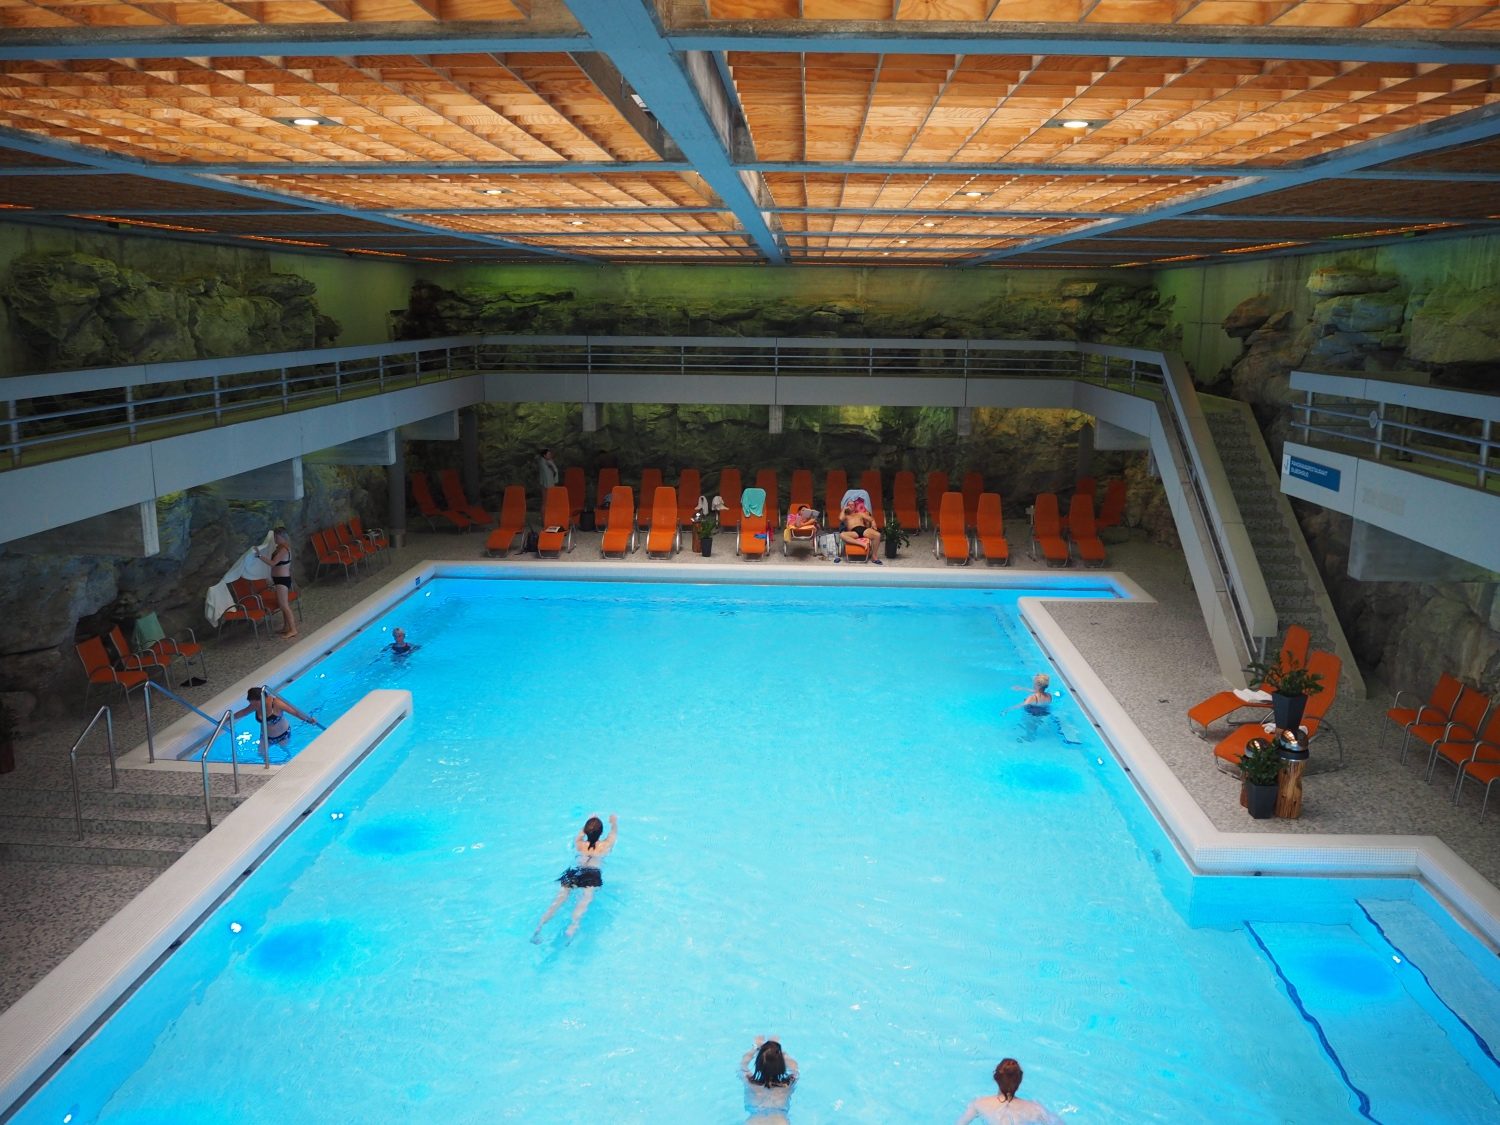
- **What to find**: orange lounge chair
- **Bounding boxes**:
[933,491,970,565]
[924,471,949,530]
[975,492,1009,566]
[485,485,528,556]
[537,486,574,558]
[755,469,780,529]
[636,469,663,531]
[1097,479,1127,530]
[1433,706,1500,798]
[334,522,375,569]
[737,486,770,558]
[215,578,273,639]
[76,635,153,711]
[961,471,983,533]
[440,468,494,527]
[892,471,920,535]
[646,485,680,558]
[350,516,388,559]
[789,469,814,514]
[783,504,818,557]
[718,469,743,531]
[1410,686,1490,780]
[600,486,636,557]
[312,529,357,581]
[1187,624,1312,734]
[1212,649,1344,769]
[412,471,473,531]
[1454,710,1500,816]
[858,470,886,528]
[1030,493,1069,567]
[105,625,168,683]
[249,577,303,629]
[1067,492,1106,568]
[563,466,585,528]
[594,467,621,528]
[677,468,702,528]
[133,611,207,685]
[823,470,848,525]
[1384,672,1464,758]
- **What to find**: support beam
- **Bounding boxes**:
[400,413,460,441]
[1095,421,1150,452]
[954,407,973,438]
[8,502,159,558]
[388,441,408,549]
[460,409,481,502]
[217,459,303,502]
[768,404,783,435]
[1348,520,1497,583]
[304,432,397,467]
[570,51,682,162]
[581,403,599,433]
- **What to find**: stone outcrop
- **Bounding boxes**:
[0,252,342,372]
[1407,284,1500,367]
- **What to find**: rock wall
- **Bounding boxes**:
[0,466,387,721]
[1210,262,1499,694]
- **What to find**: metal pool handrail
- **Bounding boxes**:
[198,709,239,831]
[66,706,117,842]
[142,679,242,772]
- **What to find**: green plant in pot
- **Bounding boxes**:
[1243,651,1324,732]
[883,517,911,560]
[1239,736,1282,819]
[692,512,719,557]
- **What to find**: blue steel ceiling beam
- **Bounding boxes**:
[560,0,783,263]
[0,127,594,264]
[89,161,690,176]
[973,100,1500,265]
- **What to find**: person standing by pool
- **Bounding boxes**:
[531,813,617,944]
[956,1058,1061,1124]
[252,527,299,640]
[741,1035,798,1122]
[538,448,560,498]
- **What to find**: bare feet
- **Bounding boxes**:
[281,632,299,640]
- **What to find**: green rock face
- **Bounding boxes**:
[1408,284,1500,366]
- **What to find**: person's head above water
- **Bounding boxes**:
[751,1040,792,1087]
[582,816,604,848]
[246,686,265,703]
[993,1058,1023,1101]
[1033,674,1050,692]
[392,628,406,644]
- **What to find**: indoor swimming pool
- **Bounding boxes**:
[8,576,1500,1123]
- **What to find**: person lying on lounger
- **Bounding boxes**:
[531,813,618,944]
[839,498,883,564]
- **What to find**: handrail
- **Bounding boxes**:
[198,709,237,831]
[66,706,116,843]
[142,681,244,793]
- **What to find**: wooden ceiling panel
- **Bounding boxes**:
[405,212,739,236]
[762,173,1231,213]
[1371,136,1500,173]
[2,0,531,30]
[779,214,1085,239]
[224,172,719,211]
[0,173,304,212]
[1205,179,1500,219]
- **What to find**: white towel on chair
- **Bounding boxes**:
[1234,688,1273,703]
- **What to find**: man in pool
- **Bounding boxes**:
[531,813,618,944]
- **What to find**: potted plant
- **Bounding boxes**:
[883,517,911,560]
[1238,737,1281,820]
[692,512,719,557]
[1243,651,1325,731]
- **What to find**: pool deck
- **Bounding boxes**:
[2,525,1496,1014]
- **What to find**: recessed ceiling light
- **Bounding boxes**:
[1062,119,1090,129]
[964,191,984,198]
[291,117,322,127]
[622,237,633,243]
[479,188,508,196]
[569,219,586,226]
[923,221,937,228]
[897,239,908,245]
[655,250,665,254]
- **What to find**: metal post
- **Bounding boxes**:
[280,366,290,413]
[144,685,156,763]
[388,434,407,548]
[334,359,343,402]
[125,384,136,443]
[212,375,222,426]
[6,398,18,467]
[1481,419,1492,490]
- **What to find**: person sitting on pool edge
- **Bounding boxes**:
[741,1035,798,1122]
[236,686,323,750]
[1010,674,1053,715]
[531,813,618,944]
[956,1058,1062,1125]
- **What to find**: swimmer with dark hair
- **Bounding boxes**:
[956,1058,1062,1125]
[741,1035,798,1123]
[531,813,618,944]
[1010,673,1054,716]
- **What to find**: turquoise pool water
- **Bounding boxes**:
[11,577,1500,1123]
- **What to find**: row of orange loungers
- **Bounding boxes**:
[933,492,1009,566]
[1028,492,1106,568]
[1384,675,1500,815]
[411,470,494,531]
[312,520,389,580]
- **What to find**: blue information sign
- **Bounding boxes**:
[1286,456,1341,492]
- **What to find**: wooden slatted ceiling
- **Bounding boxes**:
[701,0,1500,31]
[1125,217,1453,240]
[0,55,657,165]
[763,172,1232,212]
[225,172,718,210]
[0,172,309,211]
[1204,179,1500,218]
[405,212,738,235]
[1,0,531,29]
[779,215,1084,237]
[1372,136,1500,172]
[729,53,1500,166]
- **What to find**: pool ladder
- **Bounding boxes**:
[143,680,265,830]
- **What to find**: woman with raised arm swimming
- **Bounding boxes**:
[531,813,618,944]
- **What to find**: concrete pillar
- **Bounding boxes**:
[9,500,160,558]
[388,437,407,548]
[955,407,973,438]
[581,402,598,433]
[1076,422,1096,480]
[219,458,303,501]
[304,432,397,466]
[769,404,784,434]
[461,408,481,500]
[1096,420,1150,451]
[400,412,459,441]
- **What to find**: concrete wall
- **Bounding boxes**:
[0,221,416,376]
[1157,231,1500,381]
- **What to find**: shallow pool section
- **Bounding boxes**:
[12,578,1500,1124]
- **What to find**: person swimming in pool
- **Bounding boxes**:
[741,1035,798,1123]
[388,627,413,655]
[531,813,618,944]
[955,1057,1062,1124]
[1011,674,1053,716]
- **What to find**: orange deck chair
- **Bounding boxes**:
[933,491,970,565]
[975,492,1009,566]
[215,578,273,639]
[1212,649,1344,769]
[311,529,357,582]
[737,487,770,558]
[334,522,377,569]
[600,486,636,558]
[77,635,154,711]
[924,471,949,530]
[485,485,528,556]
[1432,706,1500,798]
[440,469,494,527]
[718,469,744,531]
[563,466,586,528]
[961,472,984,533]
[537,486,574,558]
[892,471,920,535]
[133,611,207,685]
[1030,493,1069,567]
[412,471,473,531]
[677,468,702,528]
[1187,624,1312,734]
[789,469,815,515]
[646,486,680,558]
[1454,709,1500,816]
[349,516,387,559]
[105,625,168,683]
[1067,492,1106,568]
[1408,685,1491,777]
[1097,479,1127,530]
[859,470,886,528]
[594,467,621,528]
[755,469,780,529]
[1383,672,1465,756]
[824,470,848,525]
[636,469,664,531]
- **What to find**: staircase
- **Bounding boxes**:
[1201,396,1365,698]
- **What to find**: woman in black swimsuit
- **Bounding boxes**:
[531,813,618,944]
[254,527,298,640]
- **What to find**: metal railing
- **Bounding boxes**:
[1290,370,1500,492]
[142,680,253,784]
[66,706,117,842]
[198,710,238,831]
